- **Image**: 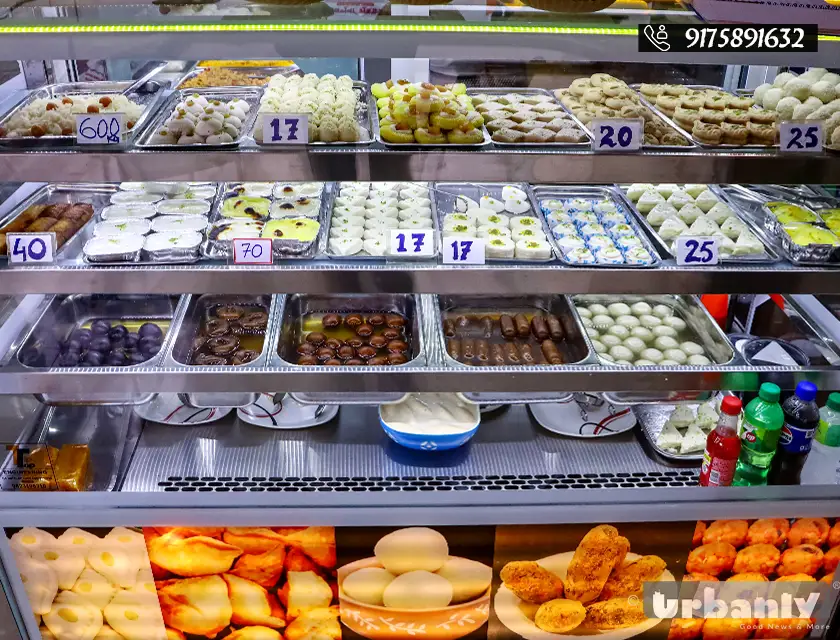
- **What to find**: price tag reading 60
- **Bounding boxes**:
[76,113,124,145]
[233,238,273,265]
[591,118,642,152]
[7,233,55,265]
[442,237,485,265]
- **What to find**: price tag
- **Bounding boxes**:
[442,237,485,265]
[7,233,55,265]
[780,121,824,152]
[676,236,719,266]
[232,238,273,265]
[262,114,308,145]
[389,229,435,257]
[591,118,642,152]
[76,113,124,145]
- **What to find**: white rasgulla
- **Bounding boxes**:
[615,360,633,365]
[820,72,840,87]
[607,325,630,339]
[630,301,652,316]
[601,334,621,347]
[631,326,655,343]
[639,314,662,328]
[588,303,608,315]
[688,354,711,365]
[383,570,453,609]
[577,307,592,318]
[634,359,655,366]
[609,345,634,361]
[763,88,784,110]
[343,567,396,605]
[586,326,600,340]
[773,72,797,88]
[640,348,664,363]
[436,557,492,603]
[591,339,606,354]
[664,316,687,332]
[775,96,801,120]
[652,304,673,318]
[375,527,448,574]
[652,325,677,339]
[680,341,705,356]
[663,348,688,364]
[660,359,680,366]
[607,302,631,317]
[616,315,641,328]
[654,336,679,351]
[810,80,836,104]
[623,337,646,354]
[592,314,614,328]
[783,78,810,101]
[581,317,594,328]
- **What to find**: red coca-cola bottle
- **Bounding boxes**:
[699,396,743,487]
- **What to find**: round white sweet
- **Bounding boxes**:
[652,304,673,318]
[607,302,631,317]
[375,527,448,574]
[609,345,634,361]
[601,334,621,347]
[589,303,609,315]
[630,327,655,343]
[615,359,633,365]
[591,339,607,354]
[639,314,662,328]
[680,341,705,356]
[630,302,652,316]
[654,336,679,351]
[634,359,655,366]
[659,359,680,366]
[577,307,593,318]
[617,315,641,328]
[652,325,678,339]
[623,337,646,354]
[663,349,688,364]
[383,571,453,609]
[688,354,711,365]
[640,348,664,363]
[607,325,630,339]
[343,567,396,606]
[436,557,492,604]
[592,314,615,328]
[664,316,687,331]
[581,317,594,328]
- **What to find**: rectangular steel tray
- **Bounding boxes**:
[530,184,661,268]
[203,183,328,260]
[761,200,840,266]
[632,83,778,150]
[617,183,781,264]
[0,183,115,263]
[434,182,557,263]
[0,80,166,149]
[466,87,591,148]
[175,64,299,90]
[323,181,440,261]
[372,98,491,149]
[271,293,428,369]
[571,294,737,368]
[434,294,595,370]
[134,87,262,149]
[254,81,375,147]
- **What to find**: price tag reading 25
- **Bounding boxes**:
[442,237,485,265]
[389,229,435,257]
[676,236,719,266]
[780,121,824,153]
[591,118,642,152]
[262,114,308,145]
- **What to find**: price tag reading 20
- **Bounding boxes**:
[442,237,485,265]
[676,236,719,266]
[591,118,642,152]
[233,238,273,265]
[389,229,435,257]
[262,114,308,145]
[76,113,124,145]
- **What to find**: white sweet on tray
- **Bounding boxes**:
[148,93,250,145]
[1,94,143,138]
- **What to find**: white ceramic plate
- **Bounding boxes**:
[237,393,339,429]
[494,551,674,640]
[529,394,636,438]
[134,394,232,425]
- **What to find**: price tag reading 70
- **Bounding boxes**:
[389,229,435,257]
[442,237,485,265]
[233,238,273,265]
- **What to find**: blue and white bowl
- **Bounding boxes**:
[378,394,480,451]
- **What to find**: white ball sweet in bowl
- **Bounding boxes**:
[343,567,396,605]
[375,527,449,574]
[436,557,492,603]
[383,570,453,609]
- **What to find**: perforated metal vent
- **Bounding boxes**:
[157,470,697,492]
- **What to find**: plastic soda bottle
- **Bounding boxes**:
[733,383,784,486]
[700,396,742,487]
[769,381,820,485]
[800,392,840,485]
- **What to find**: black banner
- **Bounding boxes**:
[639,24,818,53]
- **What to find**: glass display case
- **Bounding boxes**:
[1,2,840,639]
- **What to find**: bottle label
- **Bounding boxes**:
[739,417,779,454]
[817,419,840,447]
[778,421,816,454]
[701,450,737,486]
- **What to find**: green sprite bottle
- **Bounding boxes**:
[733,383,785,486]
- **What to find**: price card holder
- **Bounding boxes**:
[389,229,435,258]
[232,238,273,265]
[591,118,642,152]
[76,113,124,145]
[7,233,56,265]
[262,114,308,145]
[442,237,485,265]
[780,121,824,153]
[676,236,719,266]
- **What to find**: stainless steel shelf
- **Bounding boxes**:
[0,149,838,183]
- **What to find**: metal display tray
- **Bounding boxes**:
[571,294,737,368]
[372,100,492,150]
[0,183,115,263]
[134,87,262,149]
[175,65,299,90]
[434,182,556,263]
[617,183,782,264]
[323,182,440,261]
[0,80,166,149]
[254,81,375,148]
[271,293,428,369]
[466,87,591,148]
[632,84,777,150]
[530,185,661,268]
[434,294,595,370]
[761,200,840,266]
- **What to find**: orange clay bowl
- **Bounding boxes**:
[338,556,491,640]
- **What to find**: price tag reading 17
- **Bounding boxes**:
[442,237,485,265]
[591,118,642,152]
[676,236,719,266]
[7,233,55,265]
[262,114,308,145]
[780,121,824,153]
[389,229,435,257]
[76,113,124,145]
[233,238,273,265]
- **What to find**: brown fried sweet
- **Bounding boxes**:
[601,555,666,599]
[583,596,646,630]
[534,599,586,633]
[753,618,813,640]
[732,544,779,576]
[701,617,755,640]
[789,518,830,547]
[686,543,737,577]
[703,520,748,547]
[778,544,824,576]
[668,618,704,640]
[825,546,840,574]
[565,525,626,603]
[500,561,564,604]
[746,518,790,547]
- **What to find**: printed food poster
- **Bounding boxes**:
[490,522,694,640]
[336,526,495,640]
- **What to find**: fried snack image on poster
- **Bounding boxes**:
[493,522,689,639]
[338,526,493,640]
[144,526,338,639]
[4,526,168,640]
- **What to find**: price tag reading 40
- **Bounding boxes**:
[442,237,485,265]
[389,229,435,257]
[591,118,642,152]
[76,113,124,145]
[676,236,719,266]
[233,238,273,265]
[7,233,55,265]
[780,121,824,153]
[262,114,308,145]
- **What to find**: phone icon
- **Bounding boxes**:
[643,24,671,52]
